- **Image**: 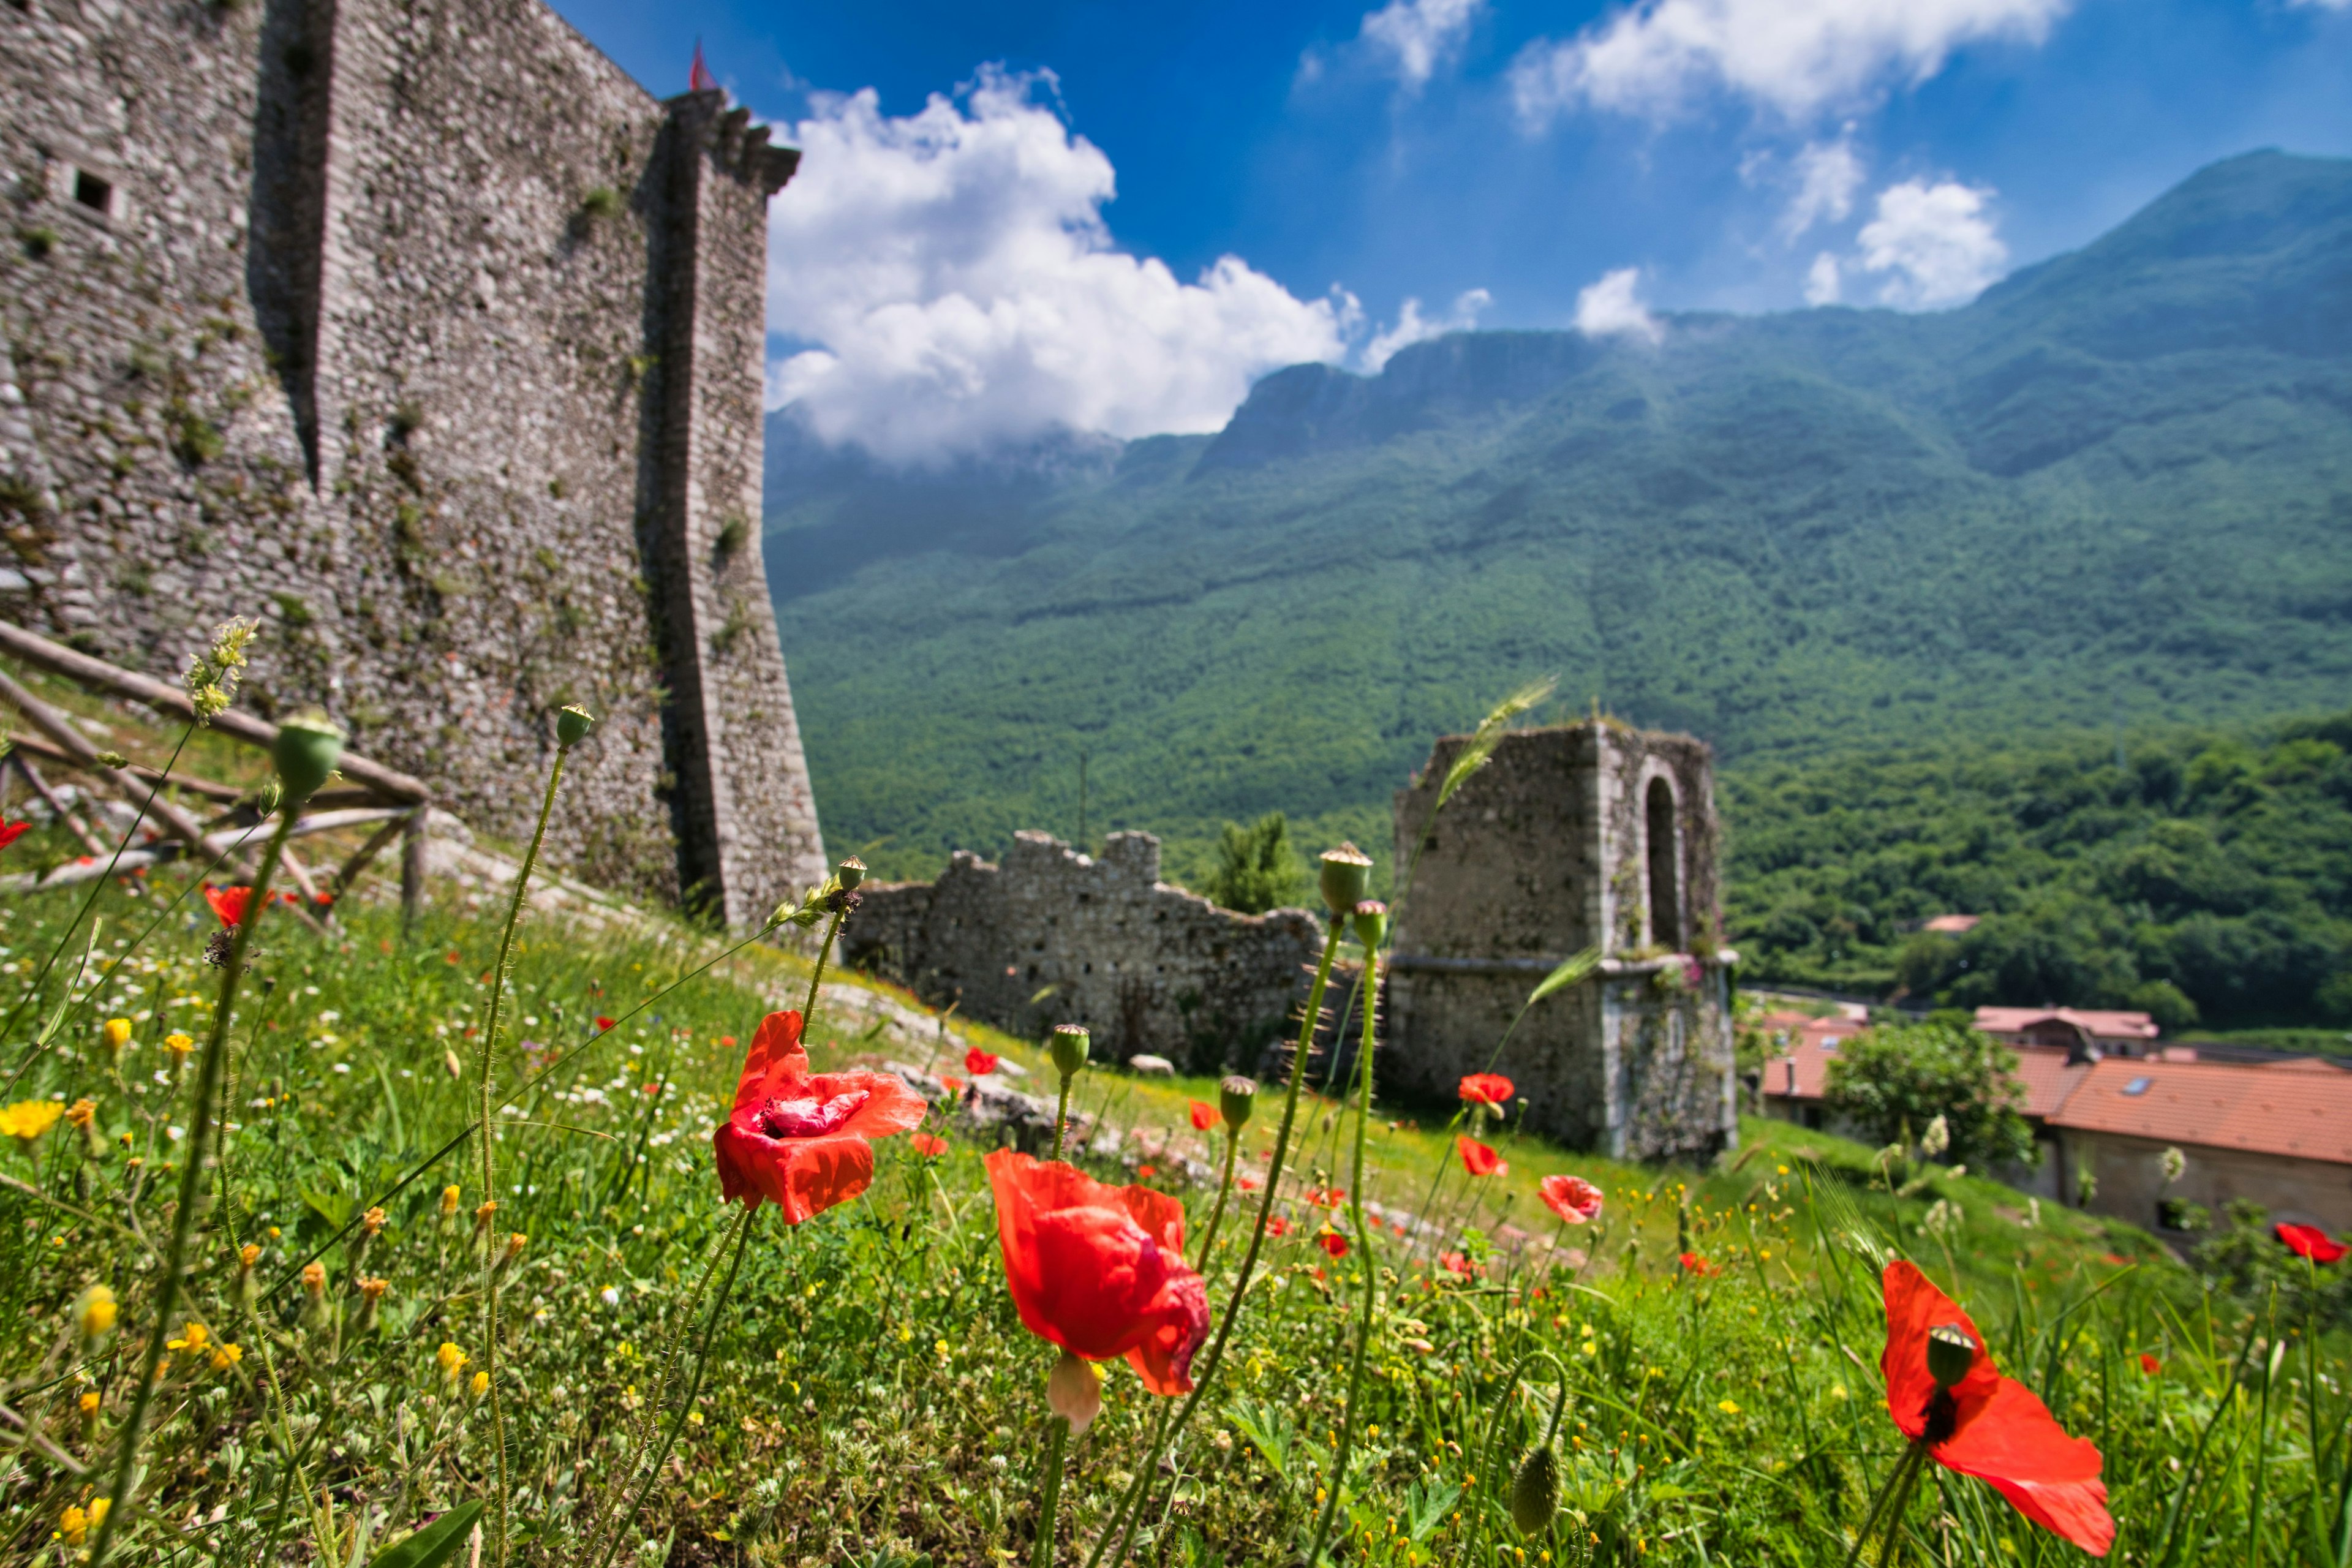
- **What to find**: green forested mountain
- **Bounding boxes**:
[762,149,2352,925]
[1723,711,2352,1033]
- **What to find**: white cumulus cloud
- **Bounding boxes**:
[765,70,1355,462]
[1781,133,1865,239]
[1509,0,2070,127]
[1362,288,1493,372]
[1574,268,1664,344]
[1804,251,1842,304]
[1359,0,1487,89]
[1855,178,2007,307]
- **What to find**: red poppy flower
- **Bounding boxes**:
[311,891,335,908]
[595,1016,617,1032]
[2138,1353,2160,1376]
[203,884,252,928]
[941,1075,966,1093]
[712,1011,928,1224]
[719,1035,736,1047]
[1678,1251,1717,1276]
[2276,1223,2348,1264]
[1458,1072,1515,1106]
[1238,1175,1261,1192]
[1307,1185,1347,1208]
[1189,1101,1216,1131]
[1440,1251,1477,1278]
[965,1047,1000,1076]
[0,821,27,851]
[984,1150,1210,1395]
[1266,1215,1290,1237]
[911,1133,948,1158]
[1317,1230,1349,1259]
[1136,1164,1158,1178]
[1538,1174,1604,1224]
[1880,1261,2114,1556]
[1458,1136,1506,1177]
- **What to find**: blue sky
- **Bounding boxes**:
[551,0,2352,459]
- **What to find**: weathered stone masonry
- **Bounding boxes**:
[1,0,824,921]
[844,832,1323,1074]
[1384,723,1738,1161]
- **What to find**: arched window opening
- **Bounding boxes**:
[1645,777,1681,949]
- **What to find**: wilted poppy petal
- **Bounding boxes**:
[1539,1174,1604,1224]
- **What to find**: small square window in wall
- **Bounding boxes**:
[73,170,113,214]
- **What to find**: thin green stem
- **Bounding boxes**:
[1033,1415,1071,1568]
[1306,946,1382,1566]
[473,742,574,1567]
[1085,920,1347,1568]
[594,1202,758,1568]
[0,721,195,1058]
[1052,1074,1074,1163]
[1838,1445,1926,1568]
[1190,1131,1240,1273]
[802,903,845,1033]
[85,803,295,1568]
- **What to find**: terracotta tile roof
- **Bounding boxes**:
[1973,1006,2160,1044]
[2047,1057,2352,1166]
[2006,1045,2093,1121]
[1757,1014,1870,1103]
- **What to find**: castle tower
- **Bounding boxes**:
[1384,723,1737,1161]
[0,0,826,921]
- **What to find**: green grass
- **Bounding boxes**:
[2,858,2347,1566]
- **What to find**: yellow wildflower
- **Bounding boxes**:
[470,1370,489,1397]
[64,1098,96,1128]
[78,1286,118,1340]
[358,1277,390,1301]
[361,1206,387,1237]
[211,1344,242,1371]
[78,1390,100,1416]
[102,1018,132,1055]
[165,1321,209,1354]
[59,1498,108,1544]
[239,1243,262,1270]
[164,1032,194,1057]
[1717,1399,1740,1415]
[440,1185,462,1216]
[437,1342,469,1381]
[301,1261,326,1297]
[0,1098,64,1144]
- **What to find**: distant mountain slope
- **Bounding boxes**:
[761,149,2352,884]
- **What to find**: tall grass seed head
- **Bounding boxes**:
[1319,842,1373,916]
[1050,1023,1091,1079]
[1511,1444,1561,1536]
[556,703,597,749]
[271,710,346,804]
[1219,1075,1258,1131]
[184,616,260,723]
[1920,1114,1951,1158]
[2160,1145,2187,1185]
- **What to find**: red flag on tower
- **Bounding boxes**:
[690,39,718,94]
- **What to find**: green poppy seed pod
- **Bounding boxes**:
[1318,842,1373,916]
[1510,1443,1561,1537]
[1219,1074,1257,1131]
[271,712,345,805]
[1927,1324,1977,1390]
[556,704,596,749]
[1351,899,1388,950]
[837,856,866,891]
[1049,1023,1090,1079]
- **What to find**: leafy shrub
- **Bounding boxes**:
[1822,1020,2037,1170]
[1203,811,1305,913]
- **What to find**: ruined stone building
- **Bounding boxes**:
[845,832,1322,1072]
[1,0,824,922]
[1384,723,1737,1161]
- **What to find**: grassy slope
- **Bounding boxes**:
[764,151,2352,901]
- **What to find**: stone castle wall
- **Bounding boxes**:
[0,0,824,921]
[843,831,1323,1073]
[1384,723,1736,1160]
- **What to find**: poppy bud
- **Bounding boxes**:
[1927,1323,1976,1390]
[1219,1075,1257,1131]
[1046,1349,1102,1436]
[271,712,346,805]
[1318,843,1373,916]
[836,855,866,891]
[556,704,596,749]
[1511,1443,1561,1536]
[1050,1023,1091,1080]
[1351,899,1387,949]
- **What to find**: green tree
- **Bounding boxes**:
[1822,1021,2037,1169]
[1203,812,1306,914]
